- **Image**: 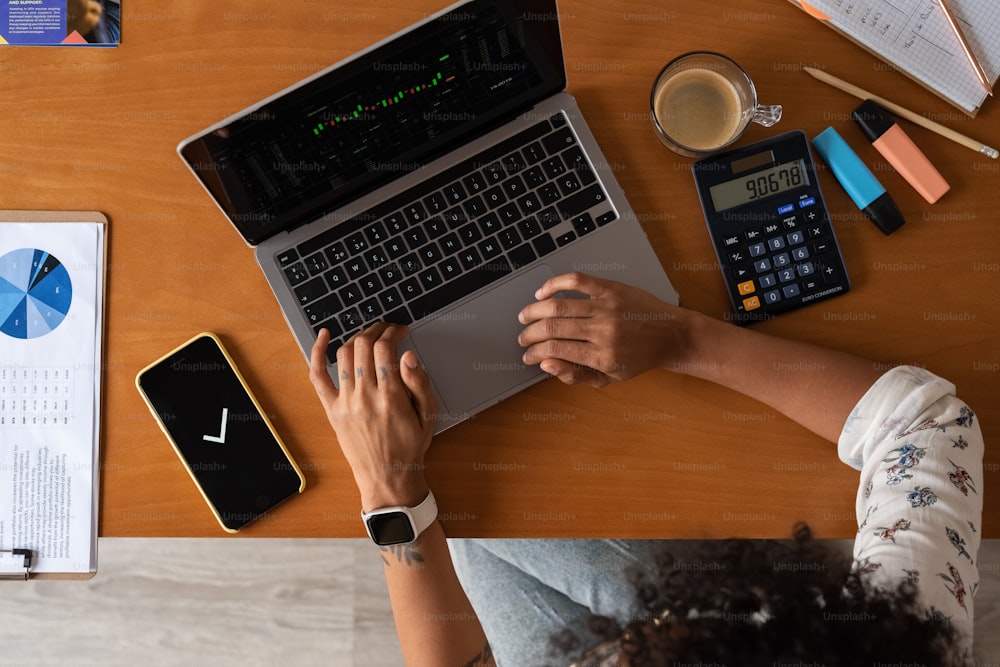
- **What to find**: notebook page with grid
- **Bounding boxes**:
[794,0,1000,114]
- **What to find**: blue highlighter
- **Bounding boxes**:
[812,127,905,235]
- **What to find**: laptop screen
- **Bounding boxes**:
[179,0,566,246]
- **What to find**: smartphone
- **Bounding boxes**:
[135,333,305,532]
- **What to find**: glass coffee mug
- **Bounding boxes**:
[651,51,782,158]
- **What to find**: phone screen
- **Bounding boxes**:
[136,334,304,531]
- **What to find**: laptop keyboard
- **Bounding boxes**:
[276,113,618,357]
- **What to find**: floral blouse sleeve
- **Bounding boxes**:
[838,365,984,646]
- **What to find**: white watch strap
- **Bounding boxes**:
[408,491,438,537]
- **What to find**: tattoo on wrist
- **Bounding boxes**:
[462,642,494,667]
[379,538,424,567]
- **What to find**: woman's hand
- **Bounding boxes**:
[517,272,693,388]
[309,323,437,511]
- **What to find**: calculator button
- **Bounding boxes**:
[723,235,741,248]
[748,242,767,257]
[754,258,772,273]
[745,229,763,242]
[782,284,801,299]
[729,249,747,264]
[792,247,810,261]
[781,215,799,229]
[778,268,796,283]
[820,263,841,284]
[763,290,781,304]
[767,236,786,252]
[787,230,805,246]
[813,240,831,254]
[799,197,816,208]
[773,252,791,268]
[777,203,795,215]
[759,273,777,289]
[807,224,825,238]
[803,209,821,223]
[763,222,781,235]
[737,279,756,296]
[732,265,753,281]
[742,296,761,311]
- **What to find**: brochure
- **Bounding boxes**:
[1,0,120,46]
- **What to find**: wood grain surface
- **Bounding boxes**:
[0,0,996,539]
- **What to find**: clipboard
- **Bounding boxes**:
[0,210,108,581]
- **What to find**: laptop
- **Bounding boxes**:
[177,0,679,432]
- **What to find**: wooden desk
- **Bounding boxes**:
[2,0,995,539]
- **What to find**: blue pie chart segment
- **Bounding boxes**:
[0,248,73,339]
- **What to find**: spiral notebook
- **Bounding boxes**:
[790,0,1000,115]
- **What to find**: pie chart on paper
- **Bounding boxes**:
[0,248,73,339]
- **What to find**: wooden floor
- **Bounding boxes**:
[1,539,997,666]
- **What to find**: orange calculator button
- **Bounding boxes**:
[742,296,761,311]
[737,280,756,295]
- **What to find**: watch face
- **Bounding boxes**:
[367,512,416,545]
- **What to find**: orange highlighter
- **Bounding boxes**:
[852,100,950,204]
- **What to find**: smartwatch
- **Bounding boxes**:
[362,491,438,546]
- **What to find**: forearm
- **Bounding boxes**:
[380,521,495,667]
[675,310,882,443]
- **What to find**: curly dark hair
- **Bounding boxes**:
[545,525,968,667]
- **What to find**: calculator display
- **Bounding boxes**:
[709,159,810,212]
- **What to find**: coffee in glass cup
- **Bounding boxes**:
[651,52,781,158]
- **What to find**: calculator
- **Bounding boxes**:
[692,131,850,323]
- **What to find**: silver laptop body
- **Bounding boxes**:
[178,0,679,432]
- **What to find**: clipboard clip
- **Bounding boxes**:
[0,549,33,581]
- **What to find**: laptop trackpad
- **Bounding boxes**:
[410,264,553,416]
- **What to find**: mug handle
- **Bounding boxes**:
[751,104,782,128]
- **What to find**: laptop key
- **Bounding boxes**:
[522,141,545,164]
[556,184,607,220]
[459,247,482,271]
[597,211,618,226]
[359,273,382,296]
[346,232,367,253]
[479,236,502,260]
[419,266,442,290]
[277,249,299,266]
[295,277,329,304]
[532,233,557,257]
[399,277,422,299]
[478,212,502,236]
[304,292,343,325]
[556,231,577,246]
[409,259,512,320]
[542,156,566,179]
[444,182,467,204]
[424,192,447,215]
[325,265,349,289]
[364,221,388,245]
[523,165,546,188]
[517,217,542,239]
[338,284,363,306]
[383,305,413,326]
[325,241,348,265]
[403,202,426,224]
[542,127,576,155]
[571,213,597,236]
[359,298,383,321]
[439,256,462,280]
[404,227,428,250]
[498,227,521,250]
[462,172,486,194]
[508,243,537,268]
[439,232,461,255]
[423,216,448,239]
[304,253,329,275]
[284,262,310,286]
